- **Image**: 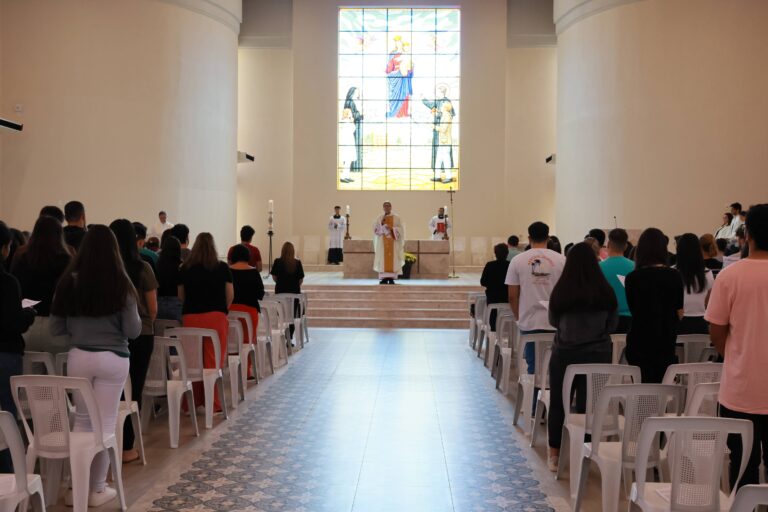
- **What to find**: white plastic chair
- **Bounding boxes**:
[490,310,516,379]
[610,334,627,364]
[255,304,276,375]
[165,328,228,429]
[629,416,752,511]
[683,382,720,417]
[0,411,45,512]
[22,352,55,376]
[225,319,246,408]
[228,310,259,386]
[467,293,484,348]
[555,364,642,493]
[675,334,712,364]
[264,296,295,354]
[479,303,511,368]
[259,301,288,369]
[473,295,488,351]
[573,384,684,512]
[115,374,146,465]
[297,293,310,345]
[530,343,553,447]
[54,352,68,376]
[698,347,719,362]
[277,293,304,349]
[662,363,723,414]
[512,332,555,432]
[141,337,199,448]
[493,314,519,395]
[12,375,127,512]
[731,484,768,512]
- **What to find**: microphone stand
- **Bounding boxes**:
[447,186,459,278]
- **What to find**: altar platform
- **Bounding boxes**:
[265,271,483,329]
[342,239,450,279]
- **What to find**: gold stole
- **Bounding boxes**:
[383,215,395,273]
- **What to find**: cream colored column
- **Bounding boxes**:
[555,0,768,243]
[0,0,240,248]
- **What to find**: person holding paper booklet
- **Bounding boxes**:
[373,202,405,285]
[546,242,618,473]
[599,228,635,333]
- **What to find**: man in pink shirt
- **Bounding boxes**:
[705,203,768,489]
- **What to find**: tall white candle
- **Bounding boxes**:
[346,205,350,215]
[268,199,274,213]
[444,205,448,216]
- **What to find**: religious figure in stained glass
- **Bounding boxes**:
[385,36,413,119]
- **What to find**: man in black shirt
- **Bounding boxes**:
[63,200,87,250]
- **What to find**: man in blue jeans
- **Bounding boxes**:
[505,221,565,376]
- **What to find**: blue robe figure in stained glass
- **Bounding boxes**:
[385,36,413,118]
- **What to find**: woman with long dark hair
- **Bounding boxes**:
[109,219,158,462]
[50,226,141,506]
[179,233,233,412]
[271,242,304,339]
[230,244,264,378]
[625,228,684,382]
[11,215,72,353]
[156,235,183,322]
[715,212,734,240]
[675,233,714,334]
[343,86,363,172]
[546,242,617,472]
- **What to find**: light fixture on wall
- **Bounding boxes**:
[545,153,556,164]
[0,117,23,132]
[237,151,255,163]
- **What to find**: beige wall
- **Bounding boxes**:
[237,1,559,260]
[556,0,768,243]
[0,0,239,248]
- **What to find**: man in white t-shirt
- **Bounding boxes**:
[505,221,566,374]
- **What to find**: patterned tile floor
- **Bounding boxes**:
[138,329,557,512]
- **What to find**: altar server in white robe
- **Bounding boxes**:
[327,206,346,264]
[373,201,405,285]
[428,207,451,240]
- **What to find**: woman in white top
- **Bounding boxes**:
[675,233,714,334]
[715,212,734,240]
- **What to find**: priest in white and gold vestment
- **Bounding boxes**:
[372,201,405,284]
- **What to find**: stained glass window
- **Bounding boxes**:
[338,8,460,191]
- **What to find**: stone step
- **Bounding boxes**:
[302,290,477,301]
[307,317,468,329]
[307,307,466,319]
[308,298,466,309]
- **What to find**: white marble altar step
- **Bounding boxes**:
[303,290,473,301]
[308,298,465,310]
[308,306,466,319]
[307,317,469,329]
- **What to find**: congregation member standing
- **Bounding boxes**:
[506,235,522,261]
[546,242,617,472]
[715,212,734,240]
[480,243,510,332]
[428,207,451,240]
[133,222,158,270]
[625,228,684,382]
[706,203,768,489]
[327,206,346,265]
[699,233,723,270]
[150,210,174,239]
[599,228,634,333]
[372,202,405,285]
[587,228,608,260]
[109,219,158,463]
[227,225,263,271]
[50,226,141,506]
[229,244,264,377]
[675,233,714,335]
[11,215,72,353]
[179,233,233,412]
[156,236,184,323]
[271,242,304,340]
[505,221,565,374]
[63,200,87,250]
[170,224,191,261]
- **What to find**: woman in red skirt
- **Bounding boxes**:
[229,244,263,377]
[179,232,233,411]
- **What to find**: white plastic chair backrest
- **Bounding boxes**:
[261,301,284,331]
[165,327,222,380]
[0,411,29,494]
[562,364,642,433]
[227,320,244,355]
[591,384,684,467]
[144,337,170,395]
[228,311,255,344]
[610,334,627,364]
[676,334,711,364]
[123,374,133,403]
[23,351,56,376]
[496,311,517,347]
[731,484,768,512]
[683,382,720,417]
[163,338,191,384]
[532,338,554,389]
[662,363,723,411]
[11,375,106,456]
[269,295,294,324]
[467,292,483,309]
[154,319,181,337]
[483,303,510,329]
[257,302,273,338]
[698,347,719,362]
[278,293,303,318]
[55,352,68,376]
[515,332,555,376]
[475,296,487,322]
[634,416,752,511]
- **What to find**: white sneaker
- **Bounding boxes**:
[89,486,118,507]
[547,455,559,472]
